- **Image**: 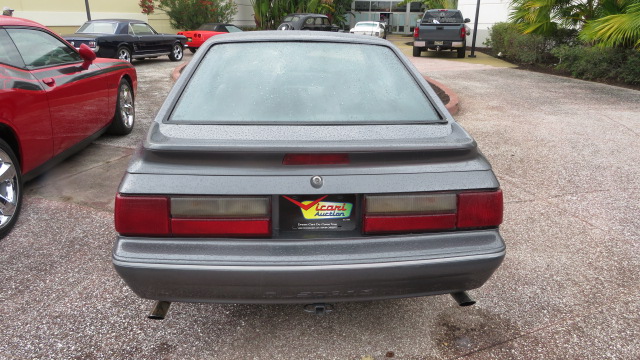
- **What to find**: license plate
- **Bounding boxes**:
[280,194,357,232]
[434,41,444,45]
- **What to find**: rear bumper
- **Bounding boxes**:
[113,229,505,304]
[414,41,465,49]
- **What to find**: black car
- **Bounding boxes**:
[277,14,337,31]
[63,19,187,63]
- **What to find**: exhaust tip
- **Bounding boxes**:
[450,291,476,307]
[148,301,171,320]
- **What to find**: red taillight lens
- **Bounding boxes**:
[364,214,456,234]
[413,27,419,38]
[363,190,502,234]
[283,153,349,165]
[457,190,503,228]
[460,27,466,39]
[115,195,170,236]
[115,195,271,237]
[172,219,271,237]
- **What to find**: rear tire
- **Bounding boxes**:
[413,46,421,57]
[107,79,135,135]
[169,43,184,61]
[117,46,132,63]
[457,48,465,58]
[0,139,22,239]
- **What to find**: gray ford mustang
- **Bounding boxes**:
[113,31,505,317]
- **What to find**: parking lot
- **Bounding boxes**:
[1,38,639,359]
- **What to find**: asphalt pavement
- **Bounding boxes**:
[1,36,639,359]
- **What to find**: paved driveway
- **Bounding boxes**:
[1,41,638,359]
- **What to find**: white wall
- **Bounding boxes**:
[12,11,147,28]
[458,0,510,46]
[234,0,256,27]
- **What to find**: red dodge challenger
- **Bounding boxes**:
[177,23,242,53]
[0,17,137,238]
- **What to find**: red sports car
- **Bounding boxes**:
[177,23,242,53]
[0,17,137,238]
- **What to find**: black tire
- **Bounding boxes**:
[457,48,466,58]
[0,139,22,239]
[413,46,421,57]
[169,43,184,61]
[107,79,135,135]
[116,46,132,63]
[189,47,197,54]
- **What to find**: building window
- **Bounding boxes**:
[410,2,423,12]
[355,1,370,11]
[391,2,407,12]
[371,1,391,11]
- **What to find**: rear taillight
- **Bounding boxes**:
[457,191,503,228]
[115,195,170,236]
[283,153,349,165]
[363,190,502,234]
[413,27,419,38]
[115,195,271,237]
[460,27,466,39]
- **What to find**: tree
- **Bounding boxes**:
[396,0,457,10]
[580,1,640,48]
[140,0,237,30]
[251,0,351,30]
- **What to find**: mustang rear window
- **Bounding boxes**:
[170,42,441,124]
[77,22,118,34]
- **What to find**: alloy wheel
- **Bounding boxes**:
[0,150,18,229]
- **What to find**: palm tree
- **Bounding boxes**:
[580,1,640,48]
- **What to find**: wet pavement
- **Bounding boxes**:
[1,37,639,359]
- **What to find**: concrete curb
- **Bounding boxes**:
[172,62,188,81]
[424,75,459,115]
[172,62,460,116]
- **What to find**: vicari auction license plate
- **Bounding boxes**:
[280,194,357,232]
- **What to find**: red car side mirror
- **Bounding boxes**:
[79,43,96,70]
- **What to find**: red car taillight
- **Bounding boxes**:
[460,27,467,39]
[363,190,502,234]
[413,27,419,39]
[283,153,349,165]
[115,195,271,237]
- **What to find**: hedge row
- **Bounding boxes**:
[486,22,640,86]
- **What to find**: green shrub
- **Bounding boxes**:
[552,45,640,85]
[620,53,640,85]
[157,0,237,30]
[485,22,553,64]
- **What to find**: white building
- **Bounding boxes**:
[457,0,511,46]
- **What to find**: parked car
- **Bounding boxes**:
[177,23,242,53]
[277,13,336,31]
[63,19,187,63]
[413,9,470,58]
[350,21,387,39]
[113,31,504,317]
[0,17,137,238]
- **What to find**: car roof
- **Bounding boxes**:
[82,19,147,24]
[286,13,329,17]
[202,31,387,47]
[0,16,48,29]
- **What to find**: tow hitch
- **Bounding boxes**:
[303,303,334,315]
